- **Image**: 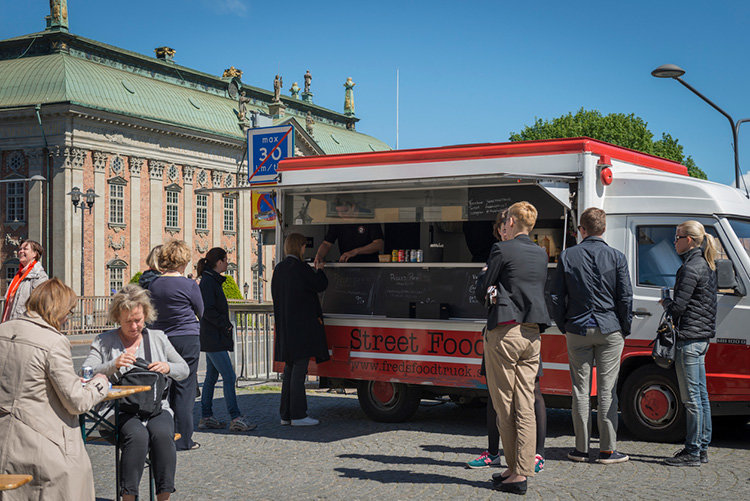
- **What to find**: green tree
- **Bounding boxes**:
[130,271,142,284]
[222,274,244,300]
[509,108,707,179]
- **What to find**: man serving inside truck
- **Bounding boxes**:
[314,198,384,264]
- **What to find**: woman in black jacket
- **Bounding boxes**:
[197,247,256,432]
[661,220,717,467]
[271,233,329,426]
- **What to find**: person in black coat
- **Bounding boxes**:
[271,232,329,426]
[474,201,550,495]
[197,247,256,433]
[661,220,718,467]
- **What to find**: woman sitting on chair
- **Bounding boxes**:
[83,285,188,501]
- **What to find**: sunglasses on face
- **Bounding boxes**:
[674,235,689,242]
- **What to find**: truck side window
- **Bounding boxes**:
[637,225,729,288]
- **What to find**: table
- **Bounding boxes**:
[0,474,32,491]
[80,385,151,501]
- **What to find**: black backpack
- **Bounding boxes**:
[111,330,170,419]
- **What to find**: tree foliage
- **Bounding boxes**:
[222,274,244,300]
[509,108,707,179]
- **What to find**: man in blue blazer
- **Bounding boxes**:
[475,201,550,494]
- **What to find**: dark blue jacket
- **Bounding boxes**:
[663,247,717,340]
[199,269,234,352]
[550,236,633,336]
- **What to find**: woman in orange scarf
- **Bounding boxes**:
[2,240,48,322]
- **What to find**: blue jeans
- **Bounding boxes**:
[201,351,240,420]
[674,339,711,455]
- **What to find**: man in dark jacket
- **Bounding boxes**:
[475,201,550,494]
[550,207,632,465]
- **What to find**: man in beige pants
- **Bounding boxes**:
[475,201,550,495]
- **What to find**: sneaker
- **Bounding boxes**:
[664,448,700,467]
[597,451,629,464]
[567,449,589,462]
[700,450,708,464]
[466,450,501,468]
[198,416,225,429]
[535,454,545,472]
[280,419,291,425]
[291,416,319,426]
[229,416,257,432]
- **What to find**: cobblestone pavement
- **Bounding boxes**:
[87,384,750,501]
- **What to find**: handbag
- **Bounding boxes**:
[650,312,677,369]
[111,330,170,420]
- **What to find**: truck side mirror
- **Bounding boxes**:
[716,259,746,296]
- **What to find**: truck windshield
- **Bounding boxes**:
[728,218,750,260]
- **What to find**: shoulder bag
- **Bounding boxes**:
[650,312,677,369]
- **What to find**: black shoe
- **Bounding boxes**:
[491,471,511,486]
[700,450,708,464]
[494,479,527,495]
[664,448,700,467]
[567,449,589,462]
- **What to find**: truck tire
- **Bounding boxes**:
[620,364,685,443]
[356,380,421,422]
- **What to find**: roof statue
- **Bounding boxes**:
[306,111,314,136]
[290,82,300,99]
[304,70,312,93]
[272,74,283,103]
[343,77,356,116]
[47,0,69,31]
[237,91,251,122]
[223,66,243,79]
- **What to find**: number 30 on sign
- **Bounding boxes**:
[247,125,294,185]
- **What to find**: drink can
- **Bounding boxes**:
[398,249,405,262]
[417,249,423,262]
[82,366,94,380]
[410,249,417,262]
[391,250,399,262]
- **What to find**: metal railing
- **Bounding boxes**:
[60,296,116,336]
[229,301,276,381]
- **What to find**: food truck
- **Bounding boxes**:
[273,137,750,442]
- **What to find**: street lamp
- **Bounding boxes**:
[243,282,249,299]
[67,187,98,296]
[652,63,749,193]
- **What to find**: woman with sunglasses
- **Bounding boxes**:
[660,221,717,467]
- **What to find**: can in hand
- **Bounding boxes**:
[81,366,94,380]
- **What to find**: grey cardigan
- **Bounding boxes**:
[82,328,189,413]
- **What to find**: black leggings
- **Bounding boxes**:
[487,377,546,457]
[119,411,176,496]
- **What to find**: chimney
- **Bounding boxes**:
[154,47,176,62]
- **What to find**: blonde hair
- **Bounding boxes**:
[580,207,606,236]
[507,201,538,232]
[145,245,163,272]
[678,220,717,271]
[26,278,77,331]
[284,233,307,259]
[108,284,157,324]
[158,240,191,271]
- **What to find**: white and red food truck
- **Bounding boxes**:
[272,137,750,441]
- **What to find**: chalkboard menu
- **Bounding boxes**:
[321,266,487,319]
[467,185,562,221]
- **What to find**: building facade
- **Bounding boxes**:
[0,6,390,297]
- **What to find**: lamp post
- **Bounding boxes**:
[651,64,748,192]
[67,187,98,296]
[243,282,249,299]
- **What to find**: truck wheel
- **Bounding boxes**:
[356,380,421,422]
[620,365,685,442]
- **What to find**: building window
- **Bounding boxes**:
[109,183,124,224]
[223,196,235,233]
[5,182,25,223]
[196,194,208,230]
[109,267,124,295]
[5,263,18,281]
[166,190,180,228]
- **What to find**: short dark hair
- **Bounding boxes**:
[580,207,606,236]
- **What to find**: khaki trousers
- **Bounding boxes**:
[485,323,540,477]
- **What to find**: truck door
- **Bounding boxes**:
[620,215,749,441]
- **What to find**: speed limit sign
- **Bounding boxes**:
[247,125,294,185]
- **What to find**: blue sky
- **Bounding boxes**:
[2,0,750,186]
